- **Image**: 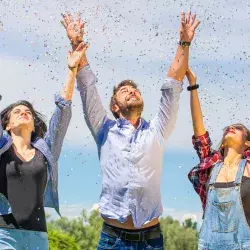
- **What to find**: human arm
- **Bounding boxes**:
[152,11,200,142]
[186,67,206,138]
[167,11,200,81]
[186,67,220,209]
[44,44,87,161]
[61,13,108,140]
[76,65,108,140]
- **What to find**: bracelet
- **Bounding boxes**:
[68,66,77,70]
[179,41,191,47]
[187,84,199,91]
[71,41,83,46]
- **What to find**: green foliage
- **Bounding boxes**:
[160,217,198,250]
[47,209,198,250]
[48,228,79,250]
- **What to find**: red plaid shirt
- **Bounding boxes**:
[188,131,250,211]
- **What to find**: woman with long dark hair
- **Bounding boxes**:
[187,67,250,249]
[0,43,88,249]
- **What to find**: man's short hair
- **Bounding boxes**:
[109,80,138,119]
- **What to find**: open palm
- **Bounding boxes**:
[180,11,200,42]
[61,13,85,45]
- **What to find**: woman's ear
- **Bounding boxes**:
[5,124,10,131]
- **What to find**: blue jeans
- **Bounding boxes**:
[0,228,48,250]
[97,231,164,250]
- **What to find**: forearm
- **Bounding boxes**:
[190,89,206,137]
[167,46,189,81]
[61,68,77,101]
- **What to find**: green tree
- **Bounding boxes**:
[48,209,102,249]
[160,216,198,250]
[48,228,79,250]
[48,209,198,250]
[183,218,197,230]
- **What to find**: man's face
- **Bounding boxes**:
[113,85,144,117]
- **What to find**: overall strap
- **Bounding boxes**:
[209,161,224,186]
[234,159,247,185]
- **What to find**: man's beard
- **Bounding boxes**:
[117,100,144,117]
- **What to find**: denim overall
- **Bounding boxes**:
[199,159,250,250]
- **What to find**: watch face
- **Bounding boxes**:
[179,41,190,47]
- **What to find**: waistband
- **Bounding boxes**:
[102,222,162,242]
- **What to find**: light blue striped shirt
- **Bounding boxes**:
[77,65,182,228]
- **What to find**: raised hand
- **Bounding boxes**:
[186,67,197,86]
[180,11,200,42]
[67,43,89,69]
[61,12,85,46]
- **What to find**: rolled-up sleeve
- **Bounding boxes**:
[152,77,183,143]
[44,94,72,162]
[192,131,213,160]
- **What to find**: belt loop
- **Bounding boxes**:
[119,230,123,240]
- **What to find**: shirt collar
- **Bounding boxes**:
[116,117,146,129]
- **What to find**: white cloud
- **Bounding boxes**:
[162,207,202,224]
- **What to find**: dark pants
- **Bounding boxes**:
[97,223,164,250]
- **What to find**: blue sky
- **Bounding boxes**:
[0,0,250,223]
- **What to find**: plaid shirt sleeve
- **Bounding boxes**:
[188,132,221,210]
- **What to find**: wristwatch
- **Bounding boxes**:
[179,41,191,47]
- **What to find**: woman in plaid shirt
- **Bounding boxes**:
[186,67,250,250]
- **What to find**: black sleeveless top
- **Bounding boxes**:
[0,146,47,232]
[214,176,250,226]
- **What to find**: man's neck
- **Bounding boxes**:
[119,113,141,129]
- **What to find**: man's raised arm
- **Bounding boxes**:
[153,11,200,142]
[61,13,108,140]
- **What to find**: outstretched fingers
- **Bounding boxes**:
[190,14,196,26]
[181,11,185,26]
[192,19,201,30]
[186,10,191,24]
[77,12,82,26]
[67,12,74,24]
[62,13,70,25]
[61,19,68,29]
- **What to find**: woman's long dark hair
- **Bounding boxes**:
[0,100,47,139]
